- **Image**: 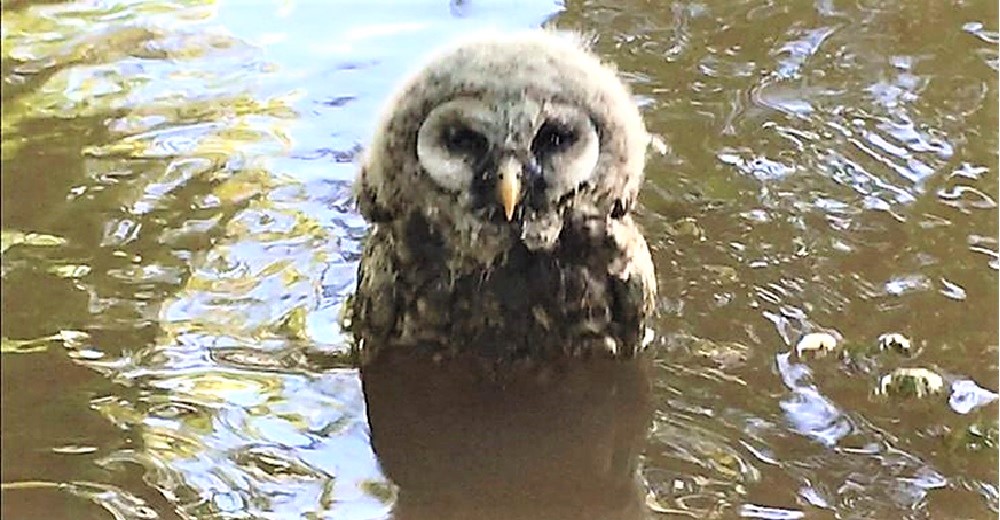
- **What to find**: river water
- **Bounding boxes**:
[2,1,997,519]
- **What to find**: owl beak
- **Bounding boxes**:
[497,158,521,221]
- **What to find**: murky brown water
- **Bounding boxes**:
[2,1,997,519]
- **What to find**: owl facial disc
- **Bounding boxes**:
[416,96,601,224]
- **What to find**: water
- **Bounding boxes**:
[1,1,996,518]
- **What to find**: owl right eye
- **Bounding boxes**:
[532,120,578,156]
[442,126,489,156]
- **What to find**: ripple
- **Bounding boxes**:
[67,481,159,520]
[937,278,967,301]
[937,184,998,212]
[772,26,836,80]
[739,503,805,519]
[3,1,996,519]
[884,275,932,297]
[949,380,1000,415]
[718,150,796,181]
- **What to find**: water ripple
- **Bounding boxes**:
[3,1,996,519]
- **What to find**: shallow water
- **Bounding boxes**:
[1,1,997,519]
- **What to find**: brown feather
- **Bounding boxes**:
[350,30,657,374]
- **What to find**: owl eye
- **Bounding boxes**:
[442,126,488,156]
[532,121,578,156]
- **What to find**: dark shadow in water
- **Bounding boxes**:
[362,355,654,520]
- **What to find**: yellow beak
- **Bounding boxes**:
[497,158,521,221]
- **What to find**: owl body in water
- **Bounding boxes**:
[351,31,656,371]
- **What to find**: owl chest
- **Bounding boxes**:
[428,258,606,348]
[353,215,648,363]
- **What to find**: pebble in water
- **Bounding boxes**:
[794,331,840,359]
[877,332,913,354]
[878,367,946,398]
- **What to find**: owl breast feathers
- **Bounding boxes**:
[350,30,657,369]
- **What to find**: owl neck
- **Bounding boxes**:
[391,210,614,280]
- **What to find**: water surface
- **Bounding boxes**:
[2,1,997,518]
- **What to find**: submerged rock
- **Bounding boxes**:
[878,367,946,398]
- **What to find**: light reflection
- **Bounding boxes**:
[2,0,997,518]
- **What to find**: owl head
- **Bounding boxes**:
[356,30,649,263]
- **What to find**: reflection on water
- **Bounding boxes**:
[363,357,652,519]
[1,0,997,519]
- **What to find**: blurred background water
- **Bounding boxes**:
[1,0,997,518]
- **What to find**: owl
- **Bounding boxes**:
[350,30,656,372]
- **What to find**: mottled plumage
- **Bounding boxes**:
[351,30,656,371]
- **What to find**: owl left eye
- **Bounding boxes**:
[442,126,488,156]
[532,121,577,156]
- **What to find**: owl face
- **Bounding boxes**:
[359,31,648,254]
[416,96,601,223]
